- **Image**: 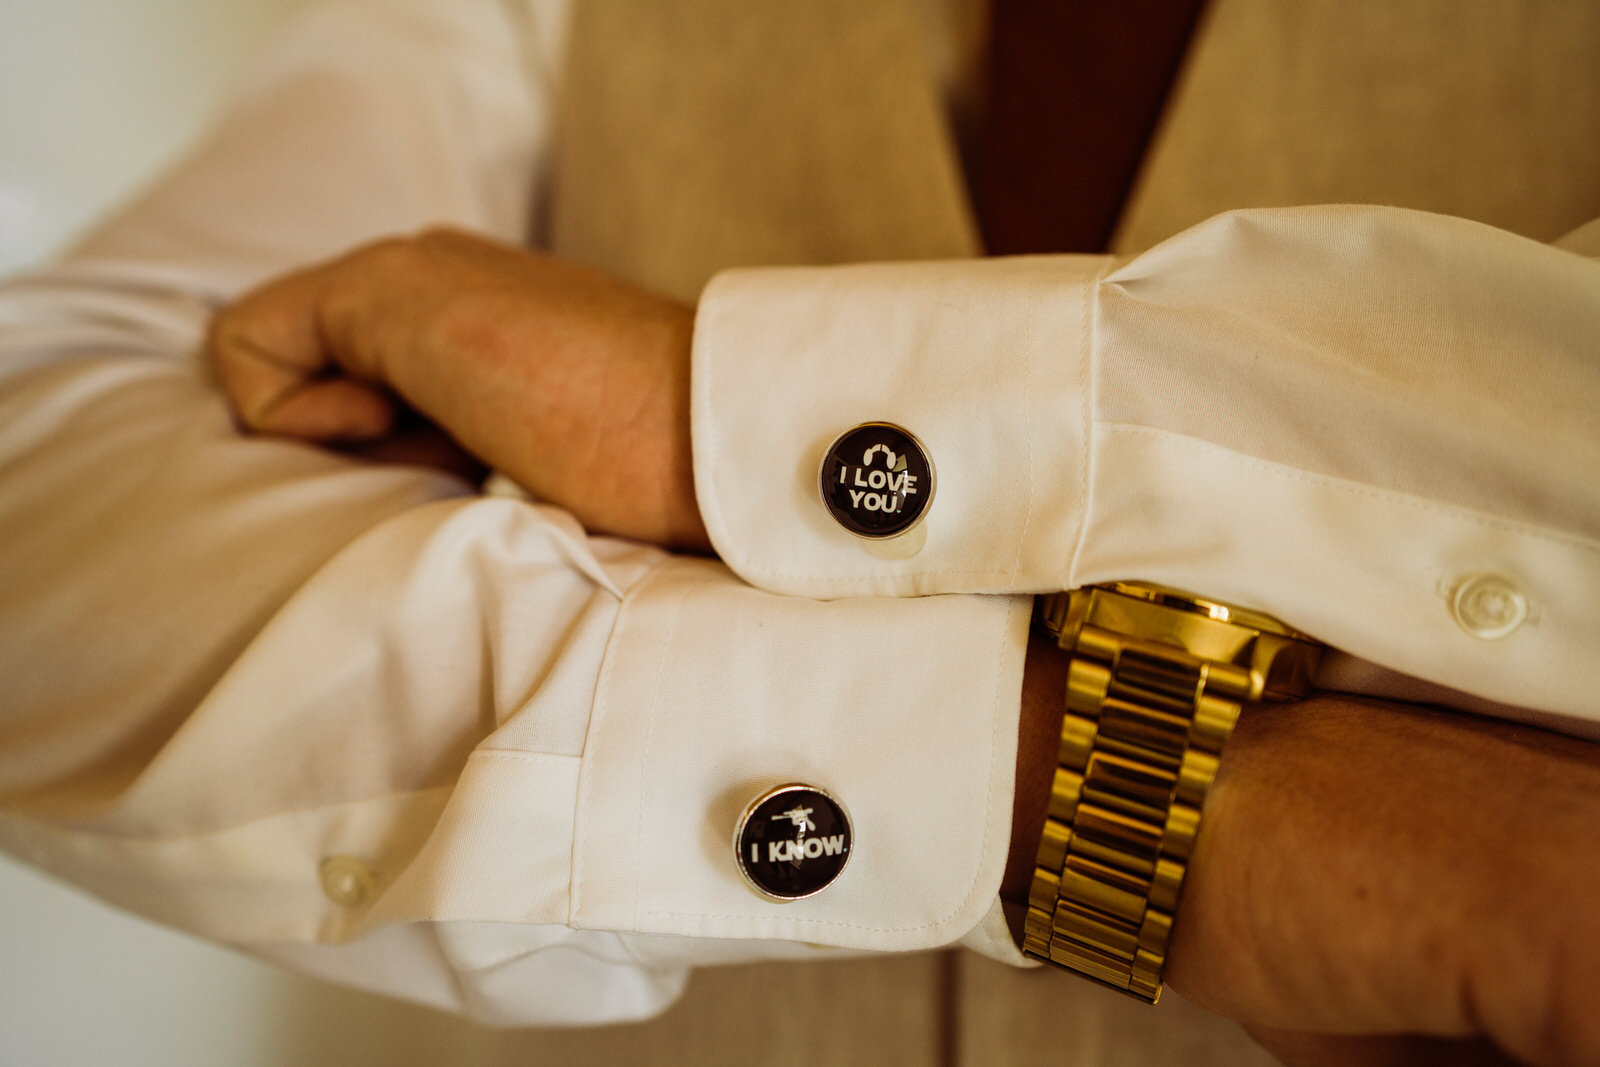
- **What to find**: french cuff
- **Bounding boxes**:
[692,256,1113,599]
[570,556,1031,954]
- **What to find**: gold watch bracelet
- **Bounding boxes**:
[1024,584,1320,1002]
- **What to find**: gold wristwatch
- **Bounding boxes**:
[1024,582,1323,1002]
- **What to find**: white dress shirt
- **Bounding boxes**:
[0,0,1596,1028]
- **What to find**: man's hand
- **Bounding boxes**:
[1012,636,1600,1067]
[207,228,711,551]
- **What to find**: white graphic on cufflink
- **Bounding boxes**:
[861,443,897,468]
[771,806,816,835]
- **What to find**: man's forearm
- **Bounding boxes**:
[1003,630,1072,908]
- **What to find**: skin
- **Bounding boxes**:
[209,228,1600,1067]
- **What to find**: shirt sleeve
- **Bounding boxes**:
[0,0,1029,1028]
[692,207,1600,729]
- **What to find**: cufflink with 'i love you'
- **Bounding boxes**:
[819,422,934,557]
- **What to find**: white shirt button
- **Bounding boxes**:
[318,855,377,909]
[1450,573,1528,640]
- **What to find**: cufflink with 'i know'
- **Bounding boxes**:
[734,784,853,902]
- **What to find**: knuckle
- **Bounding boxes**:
[415,224,475,249]
[362,234,427,271]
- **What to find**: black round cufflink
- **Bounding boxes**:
[819,422,934,540]
[734,784,853,902]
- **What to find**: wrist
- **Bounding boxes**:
[1003,627,1070,907]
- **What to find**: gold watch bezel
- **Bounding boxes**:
[1038,582,1323,706]
[1099,581,1318,642]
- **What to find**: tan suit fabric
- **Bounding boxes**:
[552,0,979,303]
[1120,0,1600,253]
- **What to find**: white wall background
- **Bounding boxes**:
[0,0,319,273]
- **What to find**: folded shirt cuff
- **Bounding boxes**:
[692,255,1112,600]
[570,556,1031,954]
